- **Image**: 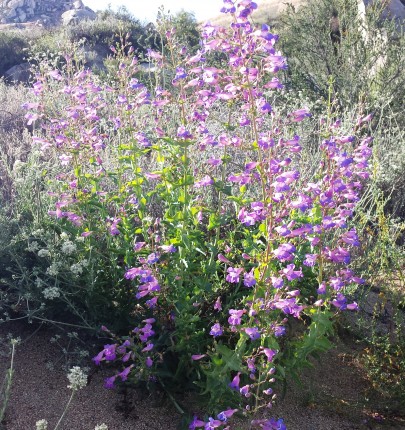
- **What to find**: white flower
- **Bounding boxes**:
[42,287,60,300]
[61,241,76,255]
[70,263,83,276]
[67,366,87,391]
[35,419,48,430]
[60,232,69,240]
[27,241,40,252]
[94,425,108,430]
[46,263,59,276]
[38,249,50,258]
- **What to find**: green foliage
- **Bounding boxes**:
[279,0,405,116]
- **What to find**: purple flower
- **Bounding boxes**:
[271,277,284,289]
[142,343,154,352]
[327,246,351,264]
[243,270,256,287]
[273,243,296,262]
[104,375,116,389]
[240,384,250,396]
[177,126,193,139]
[191,354,206,360]
[194,176,214,188]
[117,365,133,381]
[303,254,317,267]
[209,323,223,337]
[341,229,360,246]
[213,297,222,311]
[189,416,205,429]
[290,107,311,122]
[273,325,286,337]
[217,409,238,422]
[104,344,116,361]
[146,252,160,264]
[228,372,241,390]
[226,267,243,283]
[262,348,277,362]
[244,327,261,340]
[281,264,303,281]
[145,356,153,368]
[138,323,155,342]
[146,297,158,308]
[228,309,244,326]
[159,244,177,253]
[205,417,223,429]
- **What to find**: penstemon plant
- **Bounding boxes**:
[24,1,372,428]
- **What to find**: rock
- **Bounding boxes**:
[0,0,97,26]
[7,0,24,9]
[61,8,96,25]
[73,0,84,10]
[4,62,32,84]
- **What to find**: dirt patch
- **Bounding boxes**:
[0,320,403,430]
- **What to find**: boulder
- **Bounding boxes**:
[61,8,96,26]
[4,62,32,84]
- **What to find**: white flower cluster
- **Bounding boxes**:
[67,366,87,391]
[35,419,48,430]
[38,249,50,258]
[46,262,59,276]
[61,240,77,255]
[42,286,61,300]
[70,259,89,276]
[26,241,40,252]
[70,262,83,276]
[94,425,108,430]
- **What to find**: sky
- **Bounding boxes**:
[83,0,222,23]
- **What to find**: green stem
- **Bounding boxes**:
[0,341,16,422]
[53,390,75,430]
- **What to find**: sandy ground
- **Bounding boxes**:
[0,320,404,430]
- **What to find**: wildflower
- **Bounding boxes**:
[214,297,222,311]
[303,254,317,267]
[67,367,87,391]
[229,372,241,390]
[43,287,61,300]
[94,425,108,430]
[271,277,284,289]
[191,354,206,360]
[104,375,116,389]
[228,309,244,326]
[61,240,76,255]
[117,365,133,381]
[146,252,160,264]
[244,327,261,340]
[194,176,214,187]
[36,419,48,430]
[262,348,277,362]
[273,243,296,262]
[240,384,250,397]
[210,323,223,337]
[243,270,256,287]
[189,416,205,429]
[217,409,238,422]
[226,267,243,283]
